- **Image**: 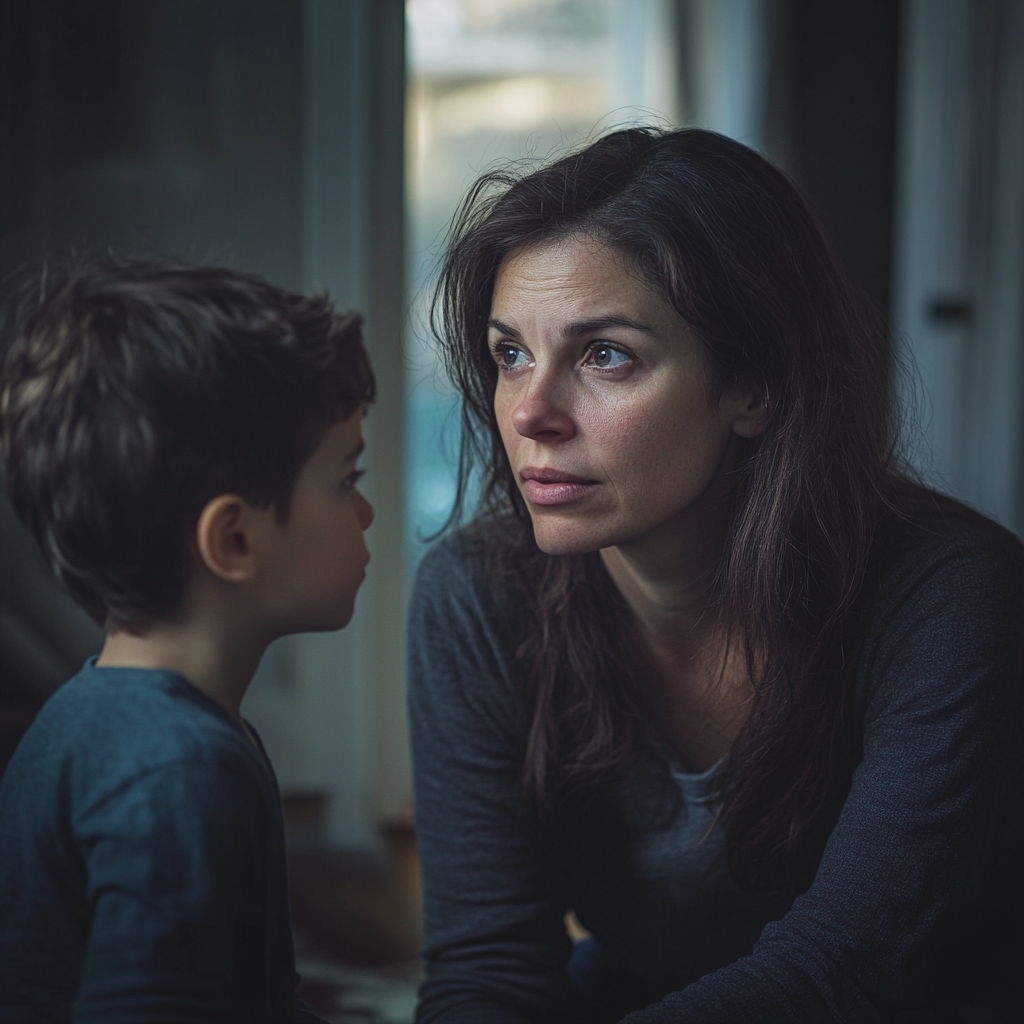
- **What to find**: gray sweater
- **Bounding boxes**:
[408,498,1024,1023]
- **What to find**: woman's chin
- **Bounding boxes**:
[530,516,616,557]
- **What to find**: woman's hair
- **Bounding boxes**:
[1,256,374,625]
[432,126,901,893]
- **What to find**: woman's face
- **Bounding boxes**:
[489,234,765,556]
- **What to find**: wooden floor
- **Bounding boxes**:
[285,794,423,1021]
[288,818,422,967]
[295,943,420,1024]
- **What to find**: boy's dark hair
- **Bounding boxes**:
[0,257,375,626]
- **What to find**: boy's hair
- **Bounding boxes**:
[0,257,375,626]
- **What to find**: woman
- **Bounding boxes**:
[407,128,1023,1023]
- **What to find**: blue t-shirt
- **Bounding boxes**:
[0,661,324,1023]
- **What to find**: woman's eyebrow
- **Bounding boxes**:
[562,315,653,338]
[487,315,653,340]
[487,318,521,340]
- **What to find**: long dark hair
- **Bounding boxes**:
[432,127,901,892]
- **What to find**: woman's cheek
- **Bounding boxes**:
[579,388,674,466]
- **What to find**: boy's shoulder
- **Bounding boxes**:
[0,661,298,1021]
[1,661,269,821]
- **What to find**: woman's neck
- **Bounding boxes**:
[599,489,751,770]
[600,503,726,643]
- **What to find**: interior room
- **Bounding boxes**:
[1,2,1021,1021]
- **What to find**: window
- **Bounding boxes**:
[404,0,679,563]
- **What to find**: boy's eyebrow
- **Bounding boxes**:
[487,314,653,340]
[345,439,365,462]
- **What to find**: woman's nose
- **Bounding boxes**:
[510,376,576,442]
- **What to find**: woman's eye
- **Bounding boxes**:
[497,345,528,370]
[341,469,366,490]
[589,345,630,369]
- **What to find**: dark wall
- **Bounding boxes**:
[0,0,303,283]
[765,0,901,320]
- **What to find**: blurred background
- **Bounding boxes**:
[1,2,1022,1020]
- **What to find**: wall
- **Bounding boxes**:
[893,0,1024,534]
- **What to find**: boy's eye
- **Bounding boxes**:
[341,469,366,490]
[587,344,631,369]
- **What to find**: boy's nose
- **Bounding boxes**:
[355,490,374,531]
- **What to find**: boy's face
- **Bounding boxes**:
[259,411,373,634]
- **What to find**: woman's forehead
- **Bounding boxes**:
[491,235,663,323]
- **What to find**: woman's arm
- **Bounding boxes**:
[621,532,1024,1023]
[408,535,575,1024]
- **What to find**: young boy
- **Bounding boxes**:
[0,259,375,1022]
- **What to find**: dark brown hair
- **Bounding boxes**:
[432,127,901,892]
[1,257,374,626]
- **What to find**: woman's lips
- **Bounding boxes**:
[520,468,598,506]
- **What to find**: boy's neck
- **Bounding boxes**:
[97,613,267,721]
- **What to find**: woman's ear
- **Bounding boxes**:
[730,386,769,439]
[195,494,259,583]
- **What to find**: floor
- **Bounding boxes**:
[296,945,421,1024]
[287,806,423,1024]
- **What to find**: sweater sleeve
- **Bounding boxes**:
[409,536,575,1024]
[620,532,1024,1023]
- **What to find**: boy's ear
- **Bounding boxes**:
[195,495,259,583]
